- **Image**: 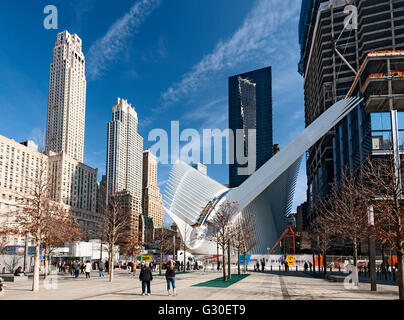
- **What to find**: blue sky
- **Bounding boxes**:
[0,0,307,218]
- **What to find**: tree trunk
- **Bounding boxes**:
[243,253,247,273]
[44,252,48,280]
[216,242,219,271]
[222,244,226,281]
[32,241,40,292]
[352,238,359,287]
[397,248,404,300]
[160,245,163,276]
[109,248,114,282]
[227,240,231,280]
[183,243,186,273]
[312,251,315,274]
[323,251,327,275]
[237,247,240,275]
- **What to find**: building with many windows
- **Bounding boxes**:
[142,150,164,227]
[298,0,404,224]
[45,30,87,163]
[0,134,102,245]
[46,150,100,239]
[228,67,273,188]
[106,98,143,199]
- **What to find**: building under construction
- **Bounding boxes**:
[299,0,404,224]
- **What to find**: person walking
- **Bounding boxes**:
[72,261,79,278]
[85,261,92,279]
[139,262,153,296]
[304,262,308,272]
[166,260,176,296]
[80,262,85,274]
[133,261,138,276]
[99,261,105,277]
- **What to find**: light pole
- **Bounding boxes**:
[173,235,176,261]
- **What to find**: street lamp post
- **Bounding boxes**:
[173,235,176,261]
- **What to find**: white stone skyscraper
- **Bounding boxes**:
[46,30,86,162]
[106,98,143,199]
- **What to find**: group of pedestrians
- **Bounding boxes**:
[138,260,177,296]
[254,259,266,272]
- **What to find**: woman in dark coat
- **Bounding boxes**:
[139,262,153,296]
[165,260,176,296]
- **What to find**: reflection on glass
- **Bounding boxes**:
[372,131,392,150]
[398,112,404,130]
[399,131,404,150]
[371,112,391,131]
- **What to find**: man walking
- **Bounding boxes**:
[99,261,105,277]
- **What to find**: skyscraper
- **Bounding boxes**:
[228,67,273,188]
[106,98,143,199]
[45,31,86,162]
[142,150,165,227]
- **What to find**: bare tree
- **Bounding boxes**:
[41,203,82,278]
[179,224,193,272]
[101,194,131,282]
[11,157,54,291]
[362,156,404,300]
[322,169,370,285]
[310,200,334,275]
[120,234,143,263]
[206,201,239,281]
[233,213,257,274]
[153,227,175,275]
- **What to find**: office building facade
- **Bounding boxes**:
[228,67,273,188]
[106,98,143,199]
[142,150,164,227]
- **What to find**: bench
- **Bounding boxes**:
[1,275,29,282]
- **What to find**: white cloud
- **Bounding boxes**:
[86,0,161,80]
[160,0,301,107]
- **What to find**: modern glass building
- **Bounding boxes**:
[228,67,273,188]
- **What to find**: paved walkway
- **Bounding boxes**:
[0,270,399,300]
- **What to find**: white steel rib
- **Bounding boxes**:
[164,97,363,254]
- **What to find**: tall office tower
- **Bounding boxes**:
[45,30,86,162]
[228,67,273,188]
[299,0,404,225]
[106,98,143,199]
[142,150,165,227]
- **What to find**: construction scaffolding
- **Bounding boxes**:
[299,0,404,221]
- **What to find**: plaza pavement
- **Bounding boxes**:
[0,269,399,300]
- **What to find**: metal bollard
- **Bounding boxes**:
[296,266,298,272]
[271,266,272,271]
